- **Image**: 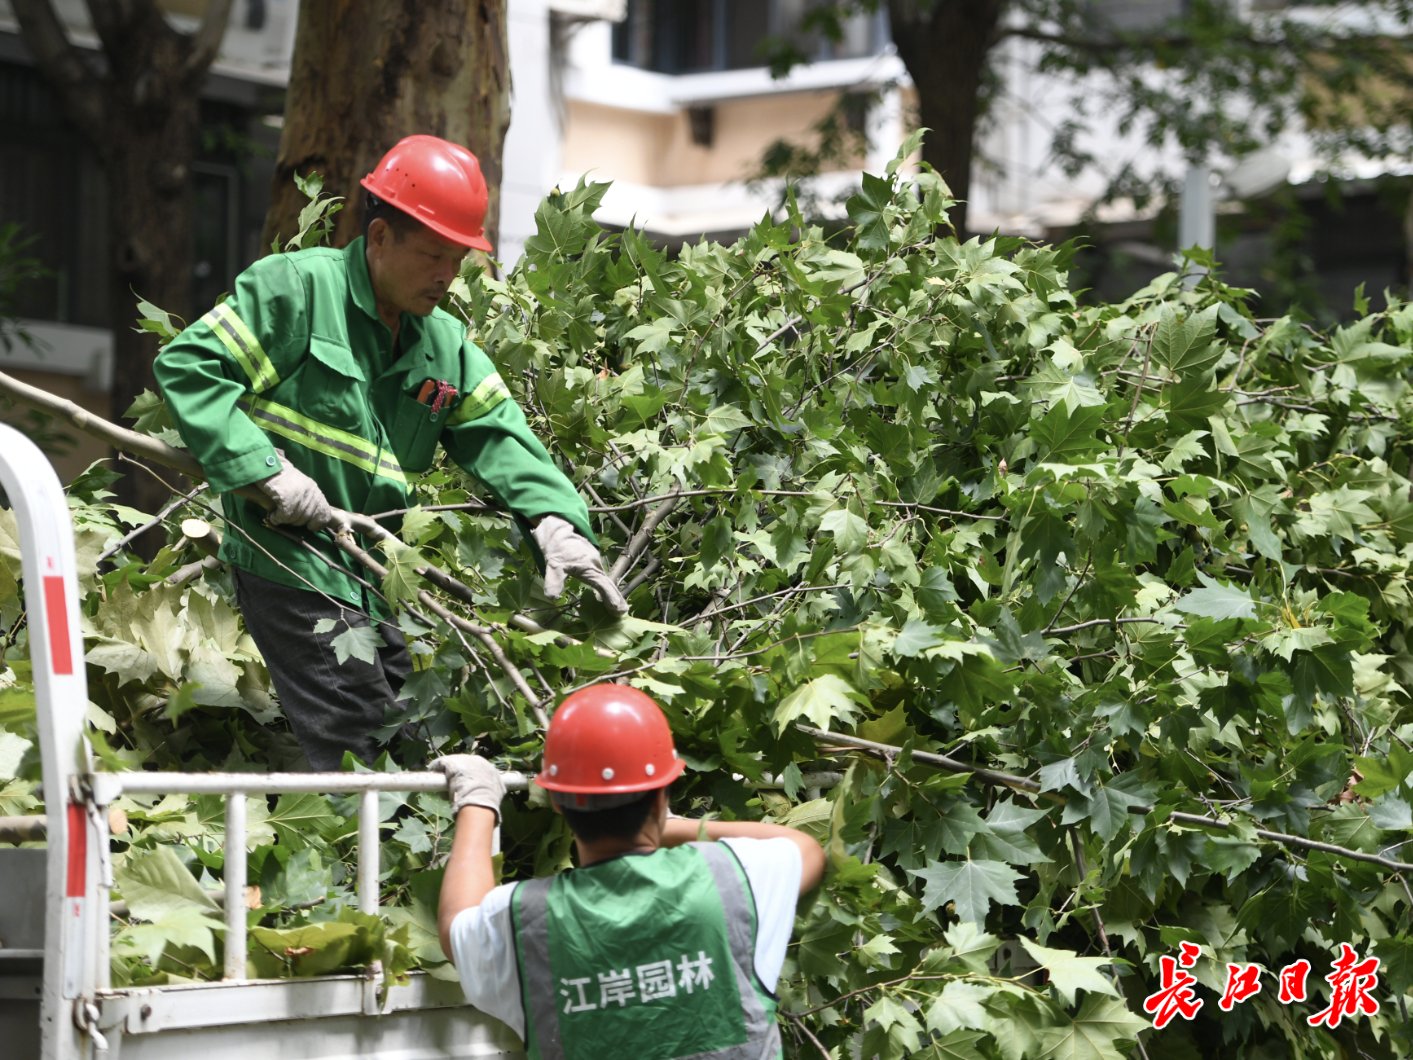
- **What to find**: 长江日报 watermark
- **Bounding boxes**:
[1143,941,1380,1030]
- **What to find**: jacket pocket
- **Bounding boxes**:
[387,386,444,473]
[299,335,369,432]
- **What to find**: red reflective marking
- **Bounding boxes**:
[66,802,87,898]
[43,575,73,675]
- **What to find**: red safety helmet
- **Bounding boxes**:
[536,684,685,804]
[361,134,494,253]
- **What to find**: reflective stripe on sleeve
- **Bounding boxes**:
[449,371,511,424]
[237,395,407,488]
[201,303,280,392]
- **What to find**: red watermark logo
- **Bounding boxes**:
[1143,944,1380,1030]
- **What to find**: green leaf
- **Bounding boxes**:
[1153,305,1220,376]
[924,980,995,1034]
[1019,937,1120,1005]
[1173,573,1256,620]
[330,623,382,666]
[266,793,344,850]
[847,171,893,250]
[1031,403,1107,463]
[1037,995,1149,1060]
[970,799,1052,865]
[819,508,870,553]
[116,846,219,920]
[113,847,223,966]
[1354,748,1413,798]
[772,674,865,734]
[909,858,1023,924]
[894,617,946,658]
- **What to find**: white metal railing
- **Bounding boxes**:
[86,769,529,986]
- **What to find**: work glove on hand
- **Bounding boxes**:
[532,515,629,614]
[257,450,347,532]
[431,754,506,821]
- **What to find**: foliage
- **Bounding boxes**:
[5,138,1413,1055]
[0,221,48,355]
[271,172,345,253]
[755,0,1413,232]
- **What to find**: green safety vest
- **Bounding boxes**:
[511,843,781,1060]
[153,238,593,612]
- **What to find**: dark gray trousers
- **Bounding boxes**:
[234,568,412,771]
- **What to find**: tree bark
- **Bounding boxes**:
[262,0,511,254]
[886,0,1007,235]
[10,0,232,515]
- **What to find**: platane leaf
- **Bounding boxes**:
[941,921,1002,972]
[330,623,383,666]
[379,540,426,606]
[931,1030,991,1060]
[819,508,870,553]
[1153,304,1220,376]
[924,980,995,1034]
[1174,573,1257,620]
[116,846,219,921]
[772,674,864,734]
[909,858,1023,924]
[1031,402,1108,463]
[893,617,945,658]
[1018,937,1121,1005]
[1036,995,1149,1060]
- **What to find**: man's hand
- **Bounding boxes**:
[432,754,506,821]
[532,515,629,614]
[257,452,347,532]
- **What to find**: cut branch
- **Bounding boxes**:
[802,726,1413,874]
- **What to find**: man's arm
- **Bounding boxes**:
[154,255,305,493]
[661,816,825,896]
[431,754,509,961]
[437,805,498,960]
[440,350,626,611]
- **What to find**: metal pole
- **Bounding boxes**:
[224,793,247,981]
[358,790,380,917]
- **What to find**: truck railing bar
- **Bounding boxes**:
[75,767,840,989]
[87,770,531,801]
[80,770,529,989]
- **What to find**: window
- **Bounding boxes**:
[612,0,885,74]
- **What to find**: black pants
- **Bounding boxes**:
[234,568,412,771]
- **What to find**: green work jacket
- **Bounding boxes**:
[153,238,593,611]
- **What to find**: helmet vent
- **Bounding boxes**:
[602,767,615,781]
[645,763,656,776]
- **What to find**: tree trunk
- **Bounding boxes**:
[11,0,232,516]
[263,0,511,254]
[886,0,1007,235]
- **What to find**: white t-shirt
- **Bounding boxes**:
[448,837,804,1041]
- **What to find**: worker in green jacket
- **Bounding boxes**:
[434,684,826,1059]
[154,135,626,770]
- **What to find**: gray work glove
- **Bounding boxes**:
[256,450,347,532]
[431,754,506,821]
[532,515,629,614]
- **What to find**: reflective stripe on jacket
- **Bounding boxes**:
[153,238,593,609]
[511,843,781,1060]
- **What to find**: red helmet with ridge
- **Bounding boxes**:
[536,684,685,808]
[361,134,494,253]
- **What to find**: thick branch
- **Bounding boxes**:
[610,490,681,582]
[184,0,234,78]
[83,0,137,57]
[0,370,594,710]
[803,726,1413,874]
